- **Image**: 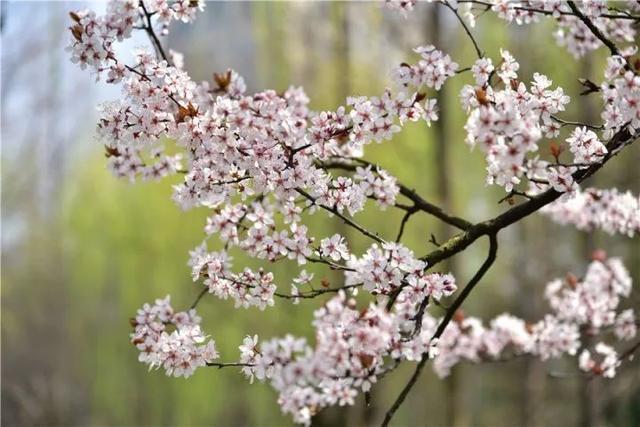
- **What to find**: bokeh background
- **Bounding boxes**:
[2,1,639,426]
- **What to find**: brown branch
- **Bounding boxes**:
[379,128,637,425]
[383,129,635,311]
[189,287,208,310]
[400,185,472,231]
[441,0,484,59]
[206,362,254,369]
[382,233,498,426]
[395,206,418,242]
[418,128,637,270]
[139,0,172,65]
[550,115,604,130]
[380,352,429,427]
[278,283,362,300]
[459,0,640,21]
[305,255,356,272]
[295,188,386,245]
[320,159,472,231]
[619,339,640,362]
[402,296,430,342]
[433,233,498,339]
[566,1,624,59]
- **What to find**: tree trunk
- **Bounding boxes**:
[429,6,468,427]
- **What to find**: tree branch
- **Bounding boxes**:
[206,362,253,369]
[395,206,418,242]
[381,233,498,426]
[566,1,624,59]
[139,0,172,65]
[419,128,637,270]
[380,352,429,427]
[441,0,483,59]
[433,233,498,339]
[295,188,386,244]
[379,128,637,424]
[320,159,472,231]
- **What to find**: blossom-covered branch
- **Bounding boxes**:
[67,0,640,425]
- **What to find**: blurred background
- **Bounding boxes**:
[1,1,639,426]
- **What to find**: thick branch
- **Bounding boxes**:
[419,128,637,269]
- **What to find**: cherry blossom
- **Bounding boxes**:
[541,187,640,237]
[565,126,607,164]
[68,1,640,425]
[579,343,620,378]
[130,295,219,378]
[319,234,350,261]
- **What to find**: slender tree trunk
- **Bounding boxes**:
[577,55,603,427]
[429,6,468,427]
[519,220,547,427]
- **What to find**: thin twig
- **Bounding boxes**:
[277,283,362,300]
[189,287,208,310]
[458,0,640,21]
[395,207,417,242]
[433,233,498,339]
[619,339,640,361]
[441,1,483,59]
[380,353,429,427]
[296,188,386,245]
[551,115,604,130]
[402,296,430,342]
[139,0,172,65]
[206,362,254,369]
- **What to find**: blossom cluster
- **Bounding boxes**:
[237,295,399,425]
[69,1,453,207]
[462,52,575,192]
[601,55,640,138]
[234,278,455,425]
[130,296,219,378]
[130,254,635,424]
[188,243,277,310]
[541,187,640,237]
[389,1,639,204]
[68,0,204,72]
[215,249,626,423]
[428,254,636,378]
